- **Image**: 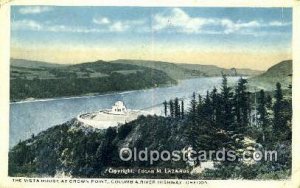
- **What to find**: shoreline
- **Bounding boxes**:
[10,76,244,104]
[11,89,149,104]
[10,83,177,104]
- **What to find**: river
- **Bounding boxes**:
[9,77,240,147]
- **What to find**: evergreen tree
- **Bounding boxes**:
[202,91,213,124]
[174,98,180,118]
[181,100,184,119]
[266,95,272,110]
[257,89,269,142]
[273,82,292,140]
[95,127,117,172]
[197,94,203,122]
[281,99,292,140]
[169,100,175,118]
[163,100,168,117]
[273,82,284,135]
[186,92,216,151]
[211,87,222,128]
[198,94,203,105]
[189,92,197,124]
[234,77,250,128]
[220,75,234,130]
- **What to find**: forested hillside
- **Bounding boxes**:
[9,76,291,179]
[249,60,292,90]
[111,59,262,80]
[10,59,176,101]
[10,58,263,102]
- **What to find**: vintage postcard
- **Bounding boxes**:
[0,0,299,188]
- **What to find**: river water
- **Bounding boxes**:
[9,77,240,147]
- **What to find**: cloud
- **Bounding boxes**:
[93,16,146,32]
[12,19,105,33]
[12,18,147,33]
[110,20,146,32]
[153,8,216,34]
[109,21,129,32]
[12,8,290,37]
[269,21,291,27]
[12,20,43,30]
[18,6,53,14]
[153,8,290,35]
[92,17,111,25]
[220,19,261,34]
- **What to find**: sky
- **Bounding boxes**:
[10,6,292,70]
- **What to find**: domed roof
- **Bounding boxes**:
[111,101,127,114]
[114,101,125,106]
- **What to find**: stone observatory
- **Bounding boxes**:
[77,101,148,129]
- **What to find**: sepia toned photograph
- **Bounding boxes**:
[2,3,296,185]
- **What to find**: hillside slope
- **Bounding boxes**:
[11,58,66,68]
[9,114,291,179]
[8,117,191,178]
[10,59,176,101]
[179,64,262,77]
[248,60,292,90]
[111,59,262,80]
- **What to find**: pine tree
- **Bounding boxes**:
[234,77,250,129]
[169,100,175,118]
[181,100,184,119]
[163,100,168,117]
[273,82,291,140]
[189,92,197,124]
[211,87,222,128]
[198,94,203,105]
[202,91,213,124]
[95,127,117,169]
[174,98,180,118]
[186,92,215,151]
[266,95,272,110]
[220,75,234,130]
[197,94,203,122]
[257,89,269,142]
[273,82,284,135]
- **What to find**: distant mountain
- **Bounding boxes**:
[178,64,262,78]
[111,59,262,80]
[10,58,265,101]
[111,59,198,80]
[248,60,292,91]
[10,59,176,101]
[11,58,66,68]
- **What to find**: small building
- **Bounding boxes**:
[111,101,127,114]
[77,101,152,129]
